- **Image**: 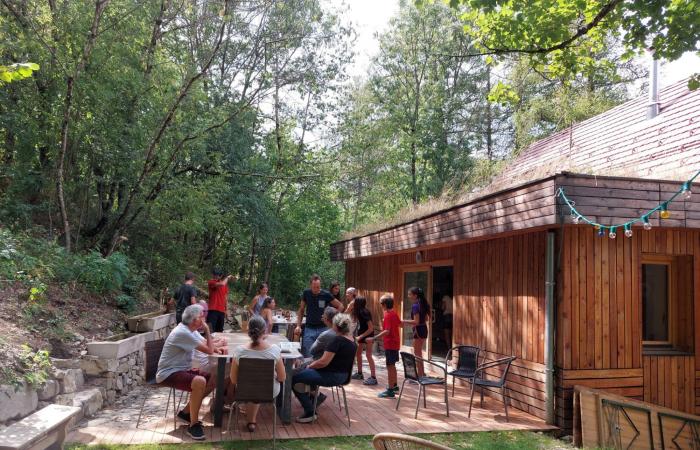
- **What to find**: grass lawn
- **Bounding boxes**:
[68,430,572,449]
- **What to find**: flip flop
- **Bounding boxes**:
[246,422,257,432]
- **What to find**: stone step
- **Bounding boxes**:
[55,388,104,424]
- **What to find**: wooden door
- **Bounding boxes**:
[401,267,432,359]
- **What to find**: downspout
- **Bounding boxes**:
[545,231,556,425]
[647,49,659,119]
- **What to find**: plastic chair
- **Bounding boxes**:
[468,356,517,421]
[396,352,449,419]
[446,345,480,397]
[226,358,278,448]
[372,432,454,450]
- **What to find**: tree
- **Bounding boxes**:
[435,0,700,91]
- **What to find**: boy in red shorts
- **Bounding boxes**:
[375,294,401,398]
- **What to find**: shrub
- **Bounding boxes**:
[72,251,131,294]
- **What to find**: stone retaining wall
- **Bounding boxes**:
[0,318,174,427]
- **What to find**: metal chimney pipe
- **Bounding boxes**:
[648,50,659,119]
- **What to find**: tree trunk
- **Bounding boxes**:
[245,231,257,296]
[486,65,493,161]
[55,0,111,252]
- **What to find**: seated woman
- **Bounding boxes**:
[292,313,357,423]
[260,296,276,334]
[230,315,286,432]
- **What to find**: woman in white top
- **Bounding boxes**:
[230,315,286,432]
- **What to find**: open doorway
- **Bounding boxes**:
[431,266,453,361]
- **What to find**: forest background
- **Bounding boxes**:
[0,0,698,375]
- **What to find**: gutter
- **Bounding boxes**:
[545,231,556,425]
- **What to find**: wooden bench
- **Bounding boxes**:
[0,404,81,450]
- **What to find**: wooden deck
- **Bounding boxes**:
[67,362,555,445]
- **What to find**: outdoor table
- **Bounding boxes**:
[209,332,302,427]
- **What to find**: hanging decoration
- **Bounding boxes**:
[557,169,700,238]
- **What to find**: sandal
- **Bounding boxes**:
[246,422,257,432]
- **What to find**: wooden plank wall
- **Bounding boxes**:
[557,226,700,431]
[643,355,695,413]
[346,231,549,420]
[332,179,557,261]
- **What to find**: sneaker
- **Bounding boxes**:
[351,372,364,380]
[296,412,318,423]
[177,410,191,423]
[315,392,328,409]
[392,385,400,392]
[378,389,395,398]
[363,376,378,385]
[186,421,205,440]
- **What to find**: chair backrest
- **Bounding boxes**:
[234,357,276,403]
[372,432,455,450]
[144,338,165,383]
[285,324,296,342]
[478,356,516,387]
[400,352,419,381]
[456,345,480,373]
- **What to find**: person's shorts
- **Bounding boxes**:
[357,334,374,344]
[385,349,399,365]
[161,368,210,392]
[413,324,428,339]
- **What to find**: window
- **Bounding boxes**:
[642,263,669,343]
[641,254,694,354]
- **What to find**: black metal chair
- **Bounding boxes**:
[312,364,352,427]
[446,345,480,397]
[396,352,449,418]
[227,357,278,448]
[468,356,516,421]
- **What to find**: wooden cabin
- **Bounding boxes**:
[330,78,700,431]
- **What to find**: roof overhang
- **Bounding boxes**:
[330,172,698,261]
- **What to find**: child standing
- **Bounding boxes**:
[375,295,401,398]
[351,297,378,385]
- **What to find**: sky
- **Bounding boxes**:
[343,0,700,88]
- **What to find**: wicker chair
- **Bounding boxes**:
[135,339,188,430]
[372,432,454,450]
[227,357,278,448]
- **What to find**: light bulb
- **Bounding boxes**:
[683,188,692,200]
[625,228,633,238]
[598,228,606,237]
[643,222,652,231]
[660,209,671,219]
[609,231,617,239]
[572,215,580,225]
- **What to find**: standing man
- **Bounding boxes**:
[207,268,234,333]
[295,274,344,357]
[173,272,198,324]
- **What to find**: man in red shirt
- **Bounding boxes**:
[375,294,401,398]
[207,268,234,332]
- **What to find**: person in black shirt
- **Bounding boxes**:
[295,274,344,357]
[292,313,356,423]
[172,272,198,324]
[351,297,377,385]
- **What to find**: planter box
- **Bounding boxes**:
[87,331,154,359]
[127,311,175,333]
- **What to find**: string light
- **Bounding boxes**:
[682,182,692,200]
[558,168,699,238]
